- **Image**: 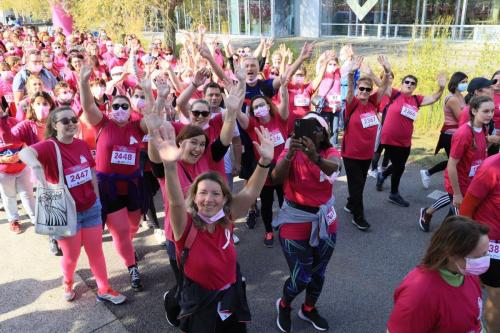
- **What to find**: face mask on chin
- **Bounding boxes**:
[197,208,225,225]
[246,77,258,84]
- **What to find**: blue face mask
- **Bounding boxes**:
[457,82,468,92]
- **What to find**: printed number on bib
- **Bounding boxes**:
[360,112,379,128]
[326,94,341,106]
[111,145,136,165]
[326,206,337,226]
[469,160,482,177]
[64,162,92,188]
[4,93,13,103]
[488,241,500,260]
[270,130,285,147]
[294,95,310,107]
[400,104,418,121]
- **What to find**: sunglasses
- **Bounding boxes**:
[358,87,372,92]
[56,116,78,125]
[111,103,130,110]
[191,110,210,118]
[165,53,173,55]
[404,80,417,86]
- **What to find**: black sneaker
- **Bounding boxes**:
[351,218,371,231]
[246,210,257,229]
[276,298,291,333]
[163,290,180,327]
[128,265,143,291]
[376,172,385,191]
[49,238,63,256]
[418,207,432,232]
[264,232,274,247]
[388,193,410,207]
[298,306,329,331]
[343,205,352,214]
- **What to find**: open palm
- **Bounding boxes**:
[151,124,183,165]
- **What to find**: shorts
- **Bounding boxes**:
[77,199,102,231]
[480,258,500,288]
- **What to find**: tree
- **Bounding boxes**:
[148,0,183,51]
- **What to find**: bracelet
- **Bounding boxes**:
[258,161,272,168]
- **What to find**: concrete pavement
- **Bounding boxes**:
[0,162,453,333]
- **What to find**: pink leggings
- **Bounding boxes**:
[58,226,109,293]
[105,208,141,268]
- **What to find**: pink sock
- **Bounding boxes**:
[58,230,82,284]
[106,208,136,267]
[128,209,142,240]
[81,226,110,293]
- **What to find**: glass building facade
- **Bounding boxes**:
[144,0,499,40]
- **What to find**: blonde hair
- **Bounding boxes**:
[357,75,373,88]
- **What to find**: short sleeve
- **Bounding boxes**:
[345,97,360,119]
[417,95,424,106]
[31,140,52,168]
[467,164,494,200]
[449,129,471,160]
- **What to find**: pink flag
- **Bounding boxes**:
[51,2,73,36]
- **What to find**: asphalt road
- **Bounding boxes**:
[67,163,450,333]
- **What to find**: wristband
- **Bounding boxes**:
[258,161,271,168]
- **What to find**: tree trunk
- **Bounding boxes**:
[161,0,179,52]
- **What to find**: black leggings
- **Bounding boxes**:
[344,157,371,221]
[428,133,452,176]
[142,171,160,227]
[371,145,390,171]
[381,145,411,194]
[260,184,284,233]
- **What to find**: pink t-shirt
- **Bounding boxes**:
[459,106,471,126]
[494,93,500,129]
[317,71,341,112]
[466,154,500,240]
[381,89,424,147]
[444,123,487,195]
[388,266,483,333]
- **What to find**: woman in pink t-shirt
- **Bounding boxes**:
[419,96,493,232]
[388,216,489,333]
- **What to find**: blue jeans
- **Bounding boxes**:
[279,233,336,306]
[77,199,102,231]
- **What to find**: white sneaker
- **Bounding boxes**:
[233,233,240,244]
[154,229,166,245]
[420,170,431,189]
[367,169,378,179]
[96,288,127,304]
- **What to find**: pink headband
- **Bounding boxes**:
[302,113,330,133]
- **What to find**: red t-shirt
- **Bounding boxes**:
[11,120,46,146]
[288,82,314,118]
[466,154,500,240]
[387,266,483,333]
[247,114,288,164]
[278,148,340,240]
[459,106,471,126]
[32,138,97,212]
[381,89,424,147]
[175,216,236,291]
[93,116,144,194]
[342,95,379,160]
[444,124,487,195]
[0,116,25,174]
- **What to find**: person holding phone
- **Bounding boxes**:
[271,112,342,332]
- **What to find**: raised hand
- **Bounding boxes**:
[234,65,246,83]
[79,61,93,82]
[299,41,316,61]
[265,38,274,50]
[253,126,274,164]
[350,55,364,74]
[437,72,447,89]
[193,67,210,87]
[377,55,391,72]
[155,76,171,98]
[223,83,245,112]
[151,123,184,165]
[197,42,212,60]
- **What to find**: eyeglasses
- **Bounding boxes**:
[56,117,78,125]
[111,103,130,110]
[404,80,417,86]
[358,87,372,92]
[191,110,210,118]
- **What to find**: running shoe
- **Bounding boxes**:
[388,193,410,207]
[264,232,274,248]
[245,210,257,229]
[298,305,329,331]
[343,205,352,214]
[351,218,371,231]
[63,281,75,302]
[367,169,378,179]
[233,233,240,245]
[128,265,143,291]
[376,172,385,191]
[276,298,291,333]
[96,288,127,304]
[418,207,432,232]
[49,238,63,256]
[163,290,181,327]
[420,170,431,189]
[154,228,166,245]
[9,220,21,234]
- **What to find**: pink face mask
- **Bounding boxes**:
[294,76,305,85]
[30,64,43,73]
[197,209,225,225]
[110,108,130,123]
[246,77,258,84]
[34,104,51,120]
[253,105,270,118]
[456,255,490,276]
[131,97,146,110]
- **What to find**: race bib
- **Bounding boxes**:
[400,104,418,121]
[360,112,379,128]
[469,160,482,177]
[111,145,136,165]
[294,94,310,107]
[4,93,13,103]
[326,94,341,106]
[270,130,285,147]
[488,241,500,260]
[64,162,92,188]
[326,206,337,225]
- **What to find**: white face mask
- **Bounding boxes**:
[198,208,225,225]
[34,104,50,120]
[246,77,258,84]
[110,108,130,123]
[165,54,173,61]
[326,64,336,73]
[58,92,74,104]
[253,105,270,118]
[91,87,105,99]
[30,64,43,73]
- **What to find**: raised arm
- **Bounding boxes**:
[220,82,244,146]
[176,68,210,119]
[198,42,231,86]
[253,37,265,58]
[233,66,250,129]
[79,62,103,126]
[151,124,188,241]
[375,55,392,104]
[277,74,290,121]
[347,56,363,104]
[273,41,315,90]
[421,73,447,106]
[231,126,273,219]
